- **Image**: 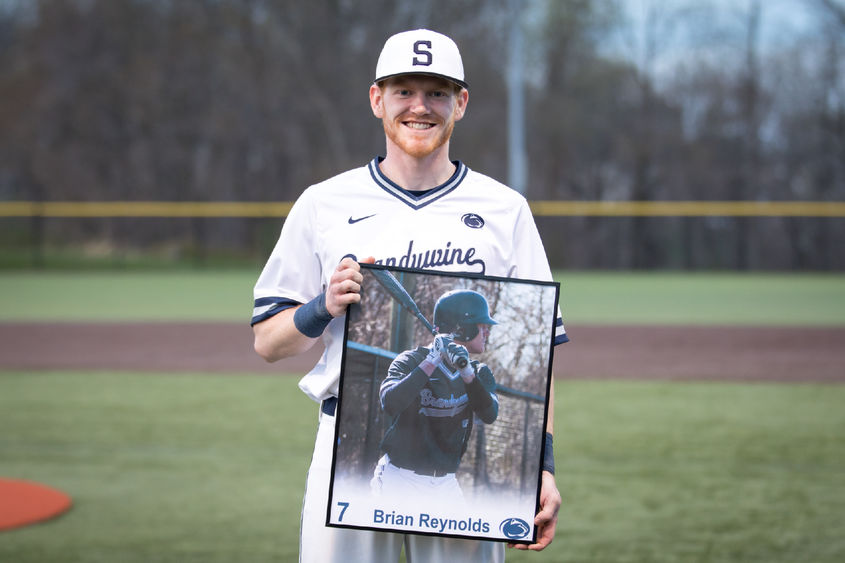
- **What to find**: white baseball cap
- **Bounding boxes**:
[374,29,467,89]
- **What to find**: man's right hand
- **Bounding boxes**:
[325,256,374,317]
[425,334,452,365]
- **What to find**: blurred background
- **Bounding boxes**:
[1,3,844,562]
[1,0,842,271]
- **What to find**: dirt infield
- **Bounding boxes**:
[1,322,843,383]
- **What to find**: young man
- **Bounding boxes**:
[372,290,499,504]
[252,29,567,563]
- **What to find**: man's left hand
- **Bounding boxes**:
[509,471,560,551]
[444,341,470,371]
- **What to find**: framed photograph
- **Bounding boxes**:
[326,264,559,544]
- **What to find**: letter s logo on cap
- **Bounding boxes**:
[413,40,433,66]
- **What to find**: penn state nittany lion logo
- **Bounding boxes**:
[462,213,485,229]
[499,517,531,540]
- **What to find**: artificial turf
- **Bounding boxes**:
[2,372,843,562]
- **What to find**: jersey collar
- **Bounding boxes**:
[368,157,468,210]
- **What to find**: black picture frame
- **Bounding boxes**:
[326,264,559,544]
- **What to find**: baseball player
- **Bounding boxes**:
[371,290,499,505]
[252,29,567,562]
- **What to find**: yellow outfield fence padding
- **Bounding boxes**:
[0,200,844,218]
[0,201,294,218]
[528,201,845,217]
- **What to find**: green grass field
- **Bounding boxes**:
[0,270,844,324]
[2,373,843,562]
[1,270,844,562]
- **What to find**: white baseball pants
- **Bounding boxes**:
[298,407,505,563]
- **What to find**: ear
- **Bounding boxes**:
[369,83,384,118]
[453,88,469,121]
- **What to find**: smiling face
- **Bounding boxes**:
[370,75,468,160]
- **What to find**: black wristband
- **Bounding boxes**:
[542,432,555,475]
[293,293,333,338]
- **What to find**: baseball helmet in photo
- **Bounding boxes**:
[374,29,467,89]
[433,289,497,341]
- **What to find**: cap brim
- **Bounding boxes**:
[374,72,468,90]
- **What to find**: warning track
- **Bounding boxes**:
[1,323,842,383]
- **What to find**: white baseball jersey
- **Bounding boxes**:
[253,157,567,563]
[252,157,568,403]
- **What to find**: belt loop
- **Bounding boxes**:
[321,396,337,417]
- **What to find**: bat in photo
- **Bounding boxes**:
[369,268,437,335]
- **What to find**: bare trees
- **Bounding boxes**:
[0,0,842,269]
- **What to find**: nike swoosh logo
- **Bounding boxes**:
[348,214,376,224]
